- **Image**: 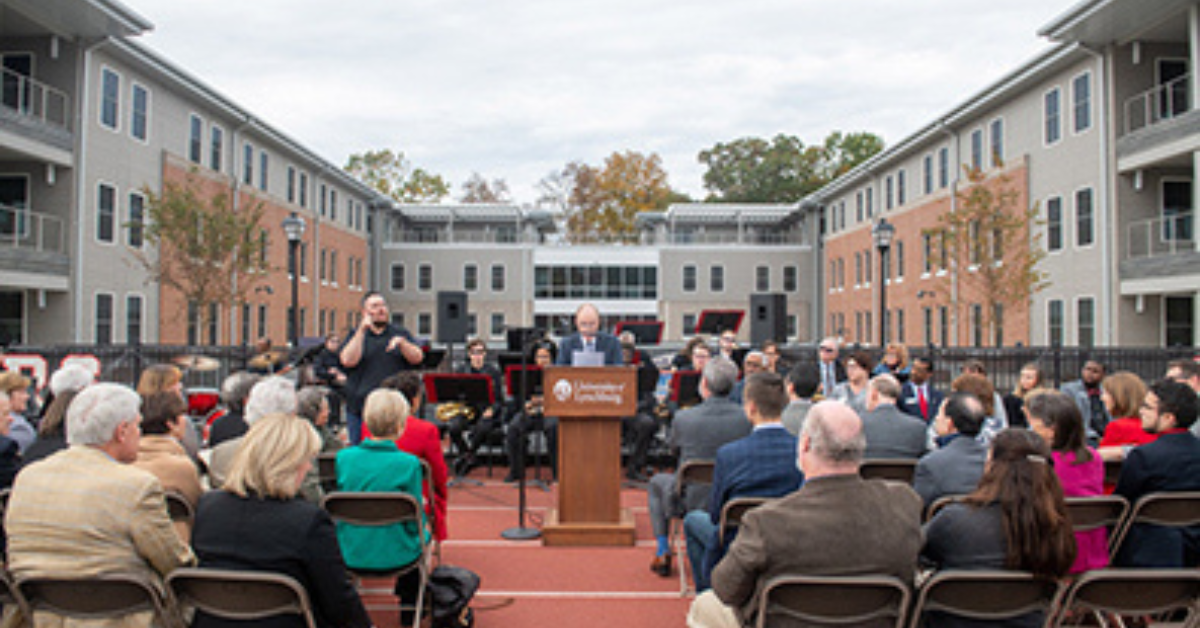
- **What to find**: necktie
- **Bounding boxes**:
[586,339,594,352]
[918,386,929,419]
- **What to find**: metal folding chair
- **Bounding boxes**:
[908,570,1062,628]
[860,459,918,484]
[755,573,911,628]
[1108,491,1200,564]
[17,573,181,628]
[670,459,715,596]
[1050,568,1200,628]
[168,567,317,628]
[717,497,770,548]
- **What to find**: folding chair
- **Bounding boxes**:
[754,573,911,628]
[168,567,316,628]
[1102,458,1122,487]
[317,452,338,493]
[923,495,963,523]
[1063,495,1128,555]
[1050,569,1200,628]
[0,568,31,625]
[1108,491,1200,564]
[717,497,770,548]
[419,458,442,564]
[163,491,194,527]
[860,459,918,484]
[321,491,432,622]
[17,573,181,628]
[908,570,1062,628]
[670,459,715,596]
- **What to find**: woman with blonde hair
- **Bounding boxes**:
[1099,371,1156,450]
[1003,363,1047,429]
[136,364,183,398]
[191,413,370,628]
[873,342,911,383]
[0,371,36,452]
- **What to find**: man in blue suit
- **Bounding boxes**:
[683,371,804,591]
[897,356,943,423]
[913,392,988,507]
[556,303,623,367]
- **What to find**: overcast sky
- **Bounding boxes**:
[129,0,1070,205]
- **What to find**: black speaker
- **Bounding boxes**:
[750,293,787,346]
[436,291,468,344]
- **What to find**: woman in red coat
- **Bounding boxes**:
[382,371,450,542]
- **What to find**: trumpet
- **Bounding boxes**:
[435,401,477,424]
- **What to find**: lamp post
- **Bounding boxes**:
[872,217,895,347]
[282,212,306,348]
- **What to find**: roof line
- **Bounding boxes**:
[1037,0,1110,40]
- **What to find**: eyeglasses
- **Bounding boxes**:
[819,346,835,352]
[721,336,736,343]
[469,350,486,356]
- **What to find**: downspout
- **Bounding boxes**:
[938,121,960,346]
[1079,44,1113,346]
[74,37,111,342]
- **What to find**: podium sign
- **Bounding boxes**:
[542,366,637,546]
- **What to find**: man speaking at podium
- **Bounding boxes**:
[557,303,622,367]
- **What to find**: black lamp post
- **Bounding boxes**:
[282,212,306,347]
[872,217,895,346]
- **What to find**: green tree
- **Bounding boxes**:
[460,172,511,203]
[924,166,1049,346]
[129,170,269,330]
[551,151,682,243]
[344,149,450,203]
[698,131,884,203]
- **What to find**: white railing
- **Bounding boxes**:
[1124,73,1191,134]
[1126,213,1194,259]
[0,204,66,255]
[1,66,70,130]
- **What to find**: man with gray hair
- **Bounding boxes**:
[647,357,751,578]
[862,374,929,459]
[209,376,298,486]
[728,350,766,405]
[6,384,195,627]
[688,401,922,628]
[207,371,260,448]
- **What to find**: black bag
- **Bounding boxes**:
[427,565,481,628]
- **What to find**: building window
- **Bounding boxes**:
[95,293,113,344]
[895,240,904,279]
[755,266,769,292]
[130,83,148,141]
[923,154,933,195]
[464,264,478,291]
[188,114,203,163]
[970,128,983,171]
[467,314,477,337]
[491,313,505,338]
[937,306,949,347]
[1047,197,1063,252]
[299,242,309,279]
[287,167,295,202]
[923,307,933,346]
[682,314,696,336]
[787,315,797,339]
[990,118,1004,167]
[259,151,269,191]
[1076,188,1094,247]
[783,266,798,292]
[418,264,432,291]
[329,251,337,285]
[863,250,872,283]
[938,147,949,188]
[922,233,932,274]
[897,170,906,206]
[993,303,1004,347]
[418,313,432,336]
[866,187,874,217]
[683,265,697,292]
[100,68,119,130]
[241,303,251,345]
[491,264,505,292]
[855,192,864,223]
[970,304,983,347]
[1045,88,1061,145]
[1048,299,1064,346]
[319,183,327,217]
[257,304,267,339]
[854,252,862,286]
[127,192,144,248]
[97,183,116,243]
[319,249,327,283]
[242,143,254,185]
[1073,72,1091,133]
[1078,297,1095,348]
[885,176,894,210]
[896,309,905,344]
[208,303,219,346]
[210,125,224,172]
[298,172,308,207]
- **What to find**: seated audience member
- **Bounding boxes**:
[6,384,196,627]
[0,392,20,488]
[898,356,944,423]
[1061,359,1111,440]
[1098,371,1156,464]
[873,342,912,384]
[831,350,873,416]
[1025,391,1107,573]
[914,392,988,507]
[729,351,766,405]
[382,371,450,543]
[621,339,660,481]
[504,340,559,483]
[716,328,738,362]
[134,391,204,540]
[192,414,370,628]
[688,401,923,628]
[446,337,504,476]
[337,389,428,626]
[207,371,260,448]
[0,371,36,453]
[137,363,204,461]
[672,336,710,372]
[781,363,820,436]
[1114,379,1200,568]
[23,364,94,465]
[1002,362,1047,429]
[959,360,1010,438]
[815,337,847,398]
[1165,359,1200,437]
[862,373,928,460]
[921,429,1076,628]
[296,386,344,503]
[683,372,803,591]
[760,339,781,374]
[208,376,298,487]
[647,358,750,578]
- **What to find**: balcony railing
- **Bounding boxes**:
[1124,73,1191,135]
[1,66,70,130]
[1126,213,1194,259]
[0,204,66,255]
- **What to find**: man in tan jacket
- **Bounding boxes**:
[6,383,195,628]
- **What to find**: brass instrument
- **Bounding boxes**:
[525,395,544,418]
[435,401,477,424]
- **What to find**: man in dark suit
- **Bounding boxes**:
[646,358,750,577]
[555,303,623,366]
[913,392,988,507]
[862,374,929,459]
[683,371,803,591]
[1114,379,1200,567]
[898,356,943,423]
[689,400,922,628]
[816,337,846,398]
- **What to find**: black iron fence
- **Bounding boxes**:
[2,343,257,392]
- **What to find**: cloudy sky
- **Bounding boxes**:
[129,0,1070,204]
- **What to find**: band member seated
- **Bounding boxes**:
[504,340,558,483]
[622,340,660,482]
[441,337,504,476]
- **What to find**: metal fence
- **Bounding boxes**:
[3,343,257,392]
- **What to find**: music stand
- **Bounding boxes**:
[671,370,702,408]
[615,321,664,345]
[695,309,745,336]
[496,351,525,374]
[506,327,544,353]
[420,349,447,370]
[425,373,494,487]
[504,365,550,493]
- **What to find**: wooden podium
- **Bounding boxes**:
[541,366,637,546]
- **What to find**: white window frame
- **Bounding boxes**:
[1071,71,1092,134]
[126,190,145,248]
[1046,195,1064,253]
[125,292,144,344]
[1047,299,1065,346]
[99,65,121,132]
[129,81,150,143]
[710,264,725,293]
[1074,186,1096,250]
[418,263,433,292]
[463,262,478,292]
[682,263,698,293]
[1044,87,1062,147]
[989,117,1004,168]
[1076,295,1096,348]
[187,113,204,163]
[210,123,224,173]
[94,291,115,344]
[96,181,117,245]
[970,127,984,172]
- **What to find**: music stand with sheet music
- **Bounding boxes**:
[419,348,447,370]
[614,321,664,345]
[694,310,745,336]
[504,365,550,493]
[424,373,495,486]
[506,327,544,353]
[671,370,702,408]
